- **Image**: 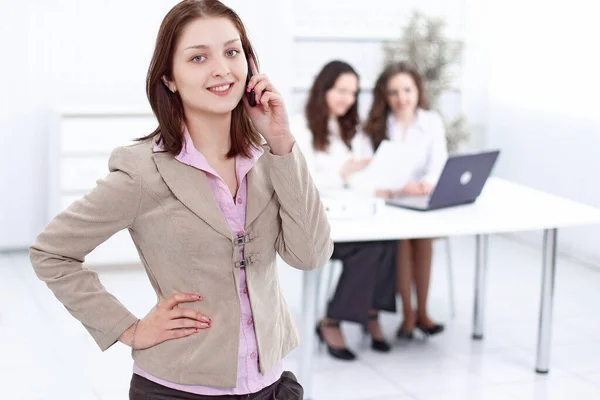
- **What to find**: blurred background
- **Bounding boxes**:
[2,0,600,262]
[2,1,600,399]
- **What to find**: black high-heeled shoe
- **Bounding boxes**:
[416,322,445,337]
[315,320,356,361]
[365,313,391,352]
[396,326,414,340]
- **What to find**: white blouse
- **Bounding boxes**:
[292,114,371,192]
[348,108,448,192]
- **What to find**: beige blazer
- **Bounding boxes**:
[29,138,333,388]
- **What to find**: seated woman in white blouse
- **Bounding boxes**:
[357,61,448,338]
[294,61,397,360]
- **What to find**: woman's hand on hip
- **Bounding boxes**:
[244,56,294,155]
[119,293,210,350]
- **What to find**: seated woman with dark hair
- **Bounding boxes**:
[294,60,397,361]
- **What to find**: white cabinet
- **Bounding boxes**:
[49,108,157,266]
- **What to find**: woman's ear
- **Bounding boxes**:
[162,75,177,93]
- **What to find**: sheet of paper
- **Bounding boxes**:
[361,140,418,190]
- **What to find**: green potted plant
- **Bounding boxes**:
[382,11,470,154]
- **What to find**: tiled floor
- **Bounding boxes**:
[2,235,600,399]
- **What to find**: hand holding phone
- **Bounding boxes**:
[243,55,294,155]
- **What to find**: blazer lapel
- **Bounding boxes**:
[245,159,275,228]
[152,152,233,240]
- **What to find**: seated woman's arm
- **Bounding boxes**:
[292,115,351,191]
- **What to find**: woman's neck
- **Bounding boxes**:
[186,111,232,160]
[393,109,417,129]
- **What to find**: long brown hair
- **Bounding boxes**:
[137,0,261,158]
[305,61,360,151]
[362,61,428,151]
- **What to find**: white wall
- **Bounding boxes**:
[459,0,490,150]
[472,0,600,263]
[0,1,173,249]
[288,0,466,119]
[0,0,292,249]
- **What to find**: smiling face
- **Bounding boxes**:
[163,17,248,118]
[385,72,420,116]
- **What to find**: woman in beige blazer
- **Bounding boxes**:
[29,1,333,399]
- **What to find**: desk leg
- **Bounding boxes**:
[472,234,489,340]
[536,228,557,374]
[300,268,321,399]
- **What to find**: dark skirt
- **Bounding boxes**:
[326,240,397,325]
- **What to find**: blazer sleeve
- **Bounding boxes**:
[29,147,142,351]
[266,142,334,271]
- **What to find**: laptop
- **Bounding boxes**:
[385,150,500,211]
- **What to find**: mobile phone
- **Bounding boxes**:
[246,59,257,107]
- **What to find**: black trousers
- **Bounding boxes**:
[326,241,397,326]
[129,371,303,400]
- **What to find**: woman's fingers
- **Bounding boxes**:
[170,308,211,323]
[167,318,210,330]
[259,91,280,112]
[159,293,202,311]
[252,79,270,102]
[167,328,199,340]
[248,54,258,76]
[247,74,278,96]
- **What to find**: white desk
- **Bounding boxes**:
[299,178,600,399]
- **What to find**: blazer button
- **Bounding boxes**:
[247,318,253,326]
[237,198,243,205]
[250,352,257,360]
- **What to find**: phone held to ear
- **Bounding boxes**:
[246,59,257,107]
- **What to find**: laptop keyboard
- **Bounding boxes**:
[392,195,431,209]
